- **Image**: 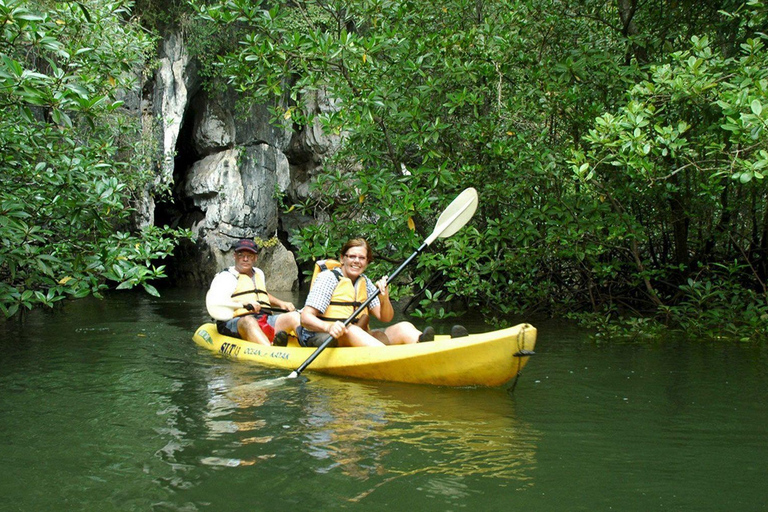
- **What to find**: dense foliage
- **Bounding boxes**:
[7,0,764,340]
[191,0,768,340]
[0,0,191,318]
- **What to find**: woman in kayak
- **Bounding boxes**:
[297,238,434,347]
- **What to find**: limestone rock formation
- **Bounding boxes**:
[140,31,341,290]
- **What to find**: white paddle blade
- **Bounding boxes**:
[206,289,238,321]
[425,187,479,245]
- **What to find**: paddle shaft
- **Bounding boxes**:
[245,304,289,314]
[289,241,428,378]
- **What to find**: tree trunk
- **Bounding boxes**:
[616,0,649,64]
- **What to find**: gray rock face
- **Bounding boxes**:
[191,96,235,156]
[183,145,286,244]
[139,31,343,290]
[135,32,198,229]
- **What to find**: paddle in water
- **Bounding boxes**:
[229,373,300,394]
[287,187,479,379]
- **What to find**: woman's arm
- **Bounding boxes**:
[369,275,394,323]
[301,306,347,339]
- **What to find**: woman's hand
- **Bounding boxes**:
[328,321,347,339]
[376,275,390,298]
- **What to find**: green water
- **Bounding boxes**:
[1,289,767,511]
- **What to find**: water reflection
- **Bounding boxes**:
[8,290,768,511]
[206,370,541,498]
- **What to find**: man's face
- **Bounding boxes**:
[234,250,256,273]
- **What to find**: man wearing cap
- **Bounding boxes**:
[206,239,300,346]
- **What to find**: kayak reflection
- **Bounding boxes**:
[217,373,539,488]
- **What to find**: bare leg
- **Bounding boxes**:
[274,311,301,335]
[369,329,391,344]
[237,315,270,345]
[356,314,391,344]
[337,325,386,347]
[383,321,420,345]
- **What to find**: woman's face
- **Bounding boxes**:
[341,245,369,280]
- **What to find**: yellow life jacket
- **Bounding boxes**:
[317,267,369,323]
[310,259,341,287]
[230,270,270,317]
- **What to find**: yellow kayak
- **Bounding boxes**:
[192,322,536,387]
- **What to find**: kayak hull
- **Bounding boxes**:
[192,322,536,387]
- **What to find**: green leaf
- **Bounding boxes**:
[142,283,160,297]
[76,2,92,22]
[14,12,45,21]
